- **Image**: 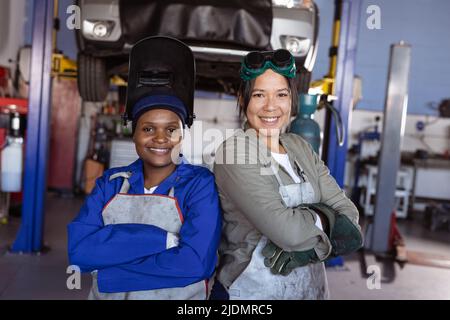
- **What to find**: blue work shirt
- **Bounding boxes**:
[67,158,222,293]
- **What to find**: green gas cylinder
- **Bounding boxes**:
[290,94,321,153]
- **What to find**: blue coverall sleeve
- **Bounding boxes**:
[96,172,222,293]
[67,175,168,272]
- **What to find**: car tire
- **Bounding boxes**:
[77,53,109,102]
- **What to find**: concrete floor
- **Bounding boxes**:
[0,193,91,299]
[0,192,449,300]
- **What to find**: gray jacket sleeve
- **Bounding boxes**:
[213,136,332,259]
[302,137,361,228]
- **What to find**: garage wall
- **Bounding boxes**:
[313,0,450,116]
[0,0,27,71]
[56,0,78,60]
[24,0,78,58]
[313,108,450,155]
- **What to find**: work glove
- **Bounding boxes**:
[262,240,319,276]
[306,203,363,258]
[261,203,363,276]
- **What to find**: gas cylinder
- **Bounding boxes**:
[290,94,321,153]
[1,112,23,192]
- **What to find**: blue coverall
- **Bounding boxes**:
[67,159,222,293]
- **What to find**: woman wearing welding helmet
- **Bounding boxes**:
[212,49,362,300]
[67,37,221,300]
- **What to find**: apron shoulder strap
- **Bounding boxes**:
[270,164,285,187]
[271,158,309,186]
[109,171,132,194]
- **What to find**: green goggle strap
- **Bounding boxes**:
[240,59,296,81]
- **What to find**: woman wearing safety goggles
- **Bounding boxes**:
[212,49,362,300]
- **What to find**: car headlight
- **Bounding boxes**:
[93,22,110,38]
[83,20,115,39]
[280,36,311,56]
[272,0,314,10]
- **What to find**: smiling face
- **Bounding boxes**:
[133,108,183,168]
[245,69,292,138]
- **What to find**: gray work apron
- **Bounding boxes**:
[228,161,329,300]
[89,172,208,300]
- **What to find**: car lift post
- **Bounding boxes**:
[11,0,54,253]
[324,0,362,188]
[319,0,361,267]
[371,43,411,253]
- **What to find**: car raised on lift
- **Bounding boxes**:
[76,0,319,101]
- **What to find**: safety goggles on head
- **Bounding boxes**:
[240,49,297,81]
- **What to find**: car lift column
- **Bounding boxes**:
[325,0,361,187]
[371,43,411,253]
[11,0,54,253]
